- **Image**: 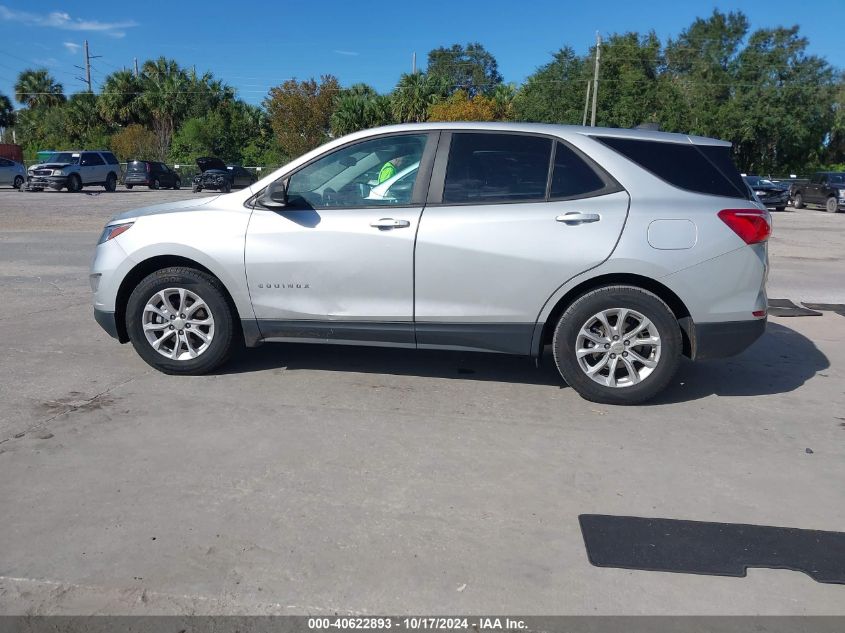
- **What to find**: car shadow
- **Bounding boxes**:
[222,342,564,386]
[651,321,829,404]
[220,322,828,400]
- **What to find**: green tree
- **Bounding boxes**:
[427,90,499,122]
[391,73,447,123]
[139,57,192,159]
[330,83,394,136]
[264,75,340,156]
[426,42,502,96]
[99,69,144,126]
[511,47,588,123]
[14,69,65,108]
[0,92,14,130]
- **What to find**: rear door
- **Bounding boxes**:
[414,131,629,354]
[0,158,11,185]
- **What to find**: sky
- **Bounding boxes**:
[1,0,844,107]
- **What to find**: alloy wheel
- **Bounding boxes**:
[142,287,215,360]
[575,308,661,388]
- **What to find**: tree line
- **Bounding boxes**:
[0,10,842,175]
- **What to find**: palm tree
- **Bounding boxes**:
[331,87,393,136]
[99,69,143,125]
[14,69,65,108]
[0,92,14,130]
[140,57,191,159]
[391,73,447,123]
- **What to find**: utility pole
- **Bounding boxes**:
[134,57,139,77]
[74,40,101,93]
[590,32,601,127]
[412,52,416,74]
[582,80,592,126]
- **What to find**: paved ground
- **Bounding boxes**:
[0,188,843,615]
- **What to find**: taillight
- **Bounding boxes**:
[718,208,771,245]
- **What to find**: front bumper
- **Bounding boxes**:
[692,318,766,360]
[26,174,68,190]
[94,308,121,340]
[757,192,789,207]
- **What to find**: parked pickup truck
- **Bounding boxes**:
[792,172,845,213]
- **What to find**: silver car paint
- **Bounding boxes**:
[92,121,766,353]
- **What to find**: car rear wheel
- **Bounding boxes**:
[793,192,804,208]
[552,286,682,405]
[67,174,82,193]
[126,267,238,375]
[825,196,839,213]
[104,173,117,192]
[125,184,133,189]
[149,178,160,190]
[13,175,23,189]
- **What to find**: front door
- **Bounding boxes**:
[414,132,630,355]
[79,152,105,184]
[245,132,437,345]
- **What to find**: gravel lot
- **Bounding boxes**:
[0,188,843,615]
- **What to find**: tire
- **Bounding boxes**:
[192,184,201,193]
[221,180,232,193]
[125,184,134,189]
[104,173,117,192]
[67,174,82,193]
[13,175,23,189]
[552,285,682,405]
[775,206,785,212]
[126,267,238,375]
[825,196,838,213]
[793,192,804,208]
[173,179,181,190]
[149,178,160,190]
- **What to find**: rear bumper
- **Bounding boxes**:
[124,176,150,185]
[94,308,121,340]
[692,318,766,360]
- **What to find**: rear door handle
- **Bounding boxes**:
[370,218,411,229]
[556,212,601,224]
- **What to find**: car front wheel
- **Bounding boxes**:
[552,286,682,405]
[126,267,238,375]
[793,192,804,208]
[13,175,23,189]
[825,196,839,213]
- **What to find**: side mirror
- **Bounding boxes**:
[259,180,288,209]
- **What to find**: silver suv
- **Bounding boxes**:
[90,123,769,404]
[26,150,121,192]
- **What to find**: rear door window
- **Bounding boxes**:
[443,133,552,204]
[595,136,750,199]
[81,152,104,166]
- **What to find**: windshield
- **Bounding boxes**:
[744,176,774,187]
[46,152,80,165]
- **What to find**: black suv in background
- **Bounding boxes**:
[792,172,845,213]
[124,160,182,190]
[192,157,254,193]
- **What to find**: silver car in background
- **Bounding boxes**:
[0,156,26,189]
[90,123,770,404]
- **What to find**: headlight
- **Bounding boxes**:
[754,190,766,196]
[838,190,845,199]
[27,168,34,175]
[98,222,134,244]
[52,169,65,176]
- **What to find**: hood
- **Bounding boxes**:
[109,195,219,224]
[30,162,72,170]
[196,157,227,172]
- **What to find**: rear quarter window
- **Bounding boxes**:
[102,152,119,165]
[594,136,750,199]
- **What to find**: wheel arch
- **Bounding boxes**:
[532,273,694,360]
[114,255,241,344]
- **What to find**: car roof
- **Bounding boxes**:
[347,121,732,147]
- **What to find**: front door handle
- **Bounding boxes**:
[370,218,411,229]
[556,212,601,224]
